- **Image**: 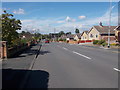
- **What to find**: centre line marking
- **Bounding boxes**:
[113,68,120,72]
[62,47,68,50]
[72,51,91,60]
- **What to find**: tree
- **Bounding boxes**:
[1,10,22,46]
[66,32,71,35]
[58,31,65,37]
[75,28,80,33]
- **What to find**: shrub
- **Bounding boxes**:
[110,43,117,46]
[93,40,99,44]
[102,42,108,47]
[97,40,106,45]
[63,39,66,42]
[21,39,28,44]
[59,38,63,41]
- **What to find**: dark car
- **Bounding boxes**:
[45,40,50,43]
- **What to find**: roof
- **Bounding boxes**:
[19,33,33,39]
[93,26,116,34]
[75,33,82,38]
[81,31,88,36]
[66,34,74,38]
[114,25,120,31]
[60,34,67,39]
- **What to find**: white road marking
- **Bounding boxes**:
[62,47,68,50]
[100,47,110,49]
[72,51,91,60]
[113,68,120,72]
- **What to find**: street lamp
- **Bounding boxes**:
[54,27,56,42]
[108,0,112,48]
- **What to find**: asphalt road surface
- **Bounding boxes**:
[24,42,118,88]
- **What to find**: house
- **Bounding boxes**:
[81,31,89,40]
[19,33,33,40]
[88,25,116,42]
[66,34,75,40]
[60,34,67,40]
[114,25,120,43]
[74,33,81,41]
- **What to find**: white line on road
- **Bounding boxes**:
[72,51,91,60]
[62,47,68,50]
[113,68,120,72]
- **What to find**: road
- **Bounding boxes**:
[25,42,118,88]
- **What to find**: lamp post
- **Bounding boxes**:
[108,0,112,48]
[54,28,56,42]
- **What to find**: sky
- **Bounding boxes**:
[1,2,118,34]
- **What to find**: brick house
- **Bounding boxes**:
[74,33,81,41]
[81,31,89,40]
[88,25,116,43]
[114,25,120,43]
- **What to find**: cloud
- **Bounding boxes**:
[65,16,76,22]
[20,8,118,34]
[13,8,25,14]
[78,16,86,19]
[57,20,65,23]
[82,10,118,26]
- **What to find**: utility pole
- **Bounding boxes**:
[108,0,112,48]
[54,28,56,42]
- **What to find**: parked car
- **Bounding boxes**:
[45,39,50,43]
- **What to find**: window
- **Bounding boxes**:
[90,34,93,38]
[96,35,98,38]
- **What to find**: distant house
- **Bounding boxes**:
[88,25,116,42]
[19,33,33,40]
[114,25,120,43]
[81,31,89,40]
[60,34,67,40]
[66,34,75,40]
[74,33,81,41]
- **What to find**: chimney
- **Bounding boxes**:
[99,22,103,27]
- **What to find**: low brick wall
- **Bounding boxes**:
[7,43,30,58]
[69,40,78,44]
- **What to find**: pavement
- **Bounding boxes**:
[2,43,41,89]
[2,42,119,89]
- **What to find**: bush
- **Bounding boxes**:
[97,40,105,45]
[63,39,66,42]
[21,39,28,44]
[59,38,63,41]
[110,43,117,46]
[93,40,99,44]
[102,42,108,47]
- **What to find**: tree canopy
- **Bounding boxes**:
[75,28,80,33]
[66,32,71,35]
[58,31,65,37]
[1,10,22,45]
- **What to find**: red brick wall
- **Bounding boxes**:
[101,36,116,41]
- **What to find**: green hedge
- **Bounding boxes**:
[93,40,99,44]
[93,40,106,46]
